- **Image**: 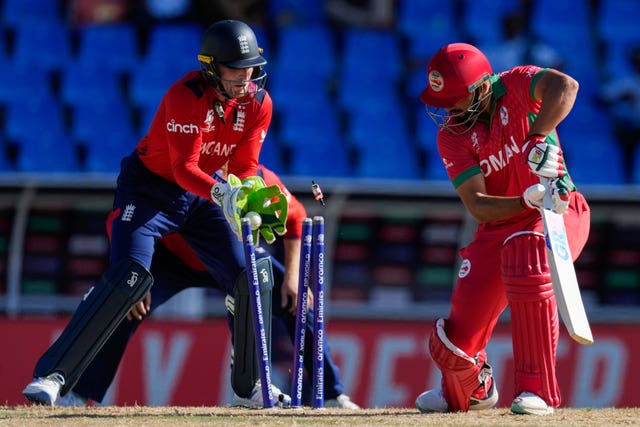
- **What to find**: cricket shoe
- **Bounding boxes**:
[416,379,498,413]
[325,394,360,409]
[469,377,499,410]
[56,390,88,407]
[23,372,65,406]
[415,388,448,413]
[511,392,554,415]
[232,380,292,408]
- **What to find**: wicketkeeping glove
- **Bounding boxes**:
[211,174,288,244]
[525,135,565,178]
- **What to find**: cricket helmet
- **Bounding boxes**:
[198,20,267,95]
[420,43,493,134]
[420,43,492,109]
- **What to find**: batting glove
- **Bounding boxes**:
[521,183,546,210]
[549,178,570,214]
[525,135,565,178]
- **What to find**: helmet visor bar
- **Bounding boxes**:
[425,87,492,135]
[199,55,267,100]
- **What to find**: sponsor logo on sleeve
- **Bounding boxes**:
[167,119,199,134]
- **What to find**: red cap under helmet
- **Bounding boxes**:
[420,43,492,109]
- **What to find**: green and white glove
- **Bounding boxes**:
[520,179,570,214]
[548,178,570,214]
[211,174,288,244]
[521,183,546,210]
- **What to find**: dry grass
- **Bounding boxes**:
[1,406,639,427]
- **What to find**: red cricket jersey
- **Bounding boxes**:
[437,65,575,229]
[136,70,273,200]
[160,164,307,271]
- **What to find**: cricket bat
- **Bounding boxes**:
[540,179,594,345]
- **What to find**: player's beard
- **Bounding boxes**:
[446,89,491,134]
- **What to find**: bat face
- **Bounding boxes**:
[541,203,593,345]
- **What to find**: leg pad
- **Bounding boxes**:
[34,259,153,396]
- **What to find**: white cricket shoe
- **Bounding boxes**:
[511,392,554,415]
[232,380,292,408]
[325,394,360,409]
[415,388,448,413]
[416,381,498,413]
[23,372,65,406]
[57,390,88,407]
[470,378,499,410]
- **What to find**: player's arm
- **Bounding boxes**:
[527,68,579,137]
[456,174,527,224]
[281,237,303,315]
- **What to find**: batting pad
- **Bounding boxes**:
[34,258,153,396]
[502,233,561,407]
[429,318,487,412]
[231,257,274,398]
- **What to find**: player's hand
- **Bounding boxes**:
[525,135,565,178]
[549,178,570,214]
[521,183,545,210]
[244,183,288,244]
[211,174,288,244]
[127,292,151,321]
[281,273,314,315]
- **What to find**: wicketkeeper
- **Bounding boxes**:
[54,164,359,409]
[415,43,591,415]
[23,20,290,407]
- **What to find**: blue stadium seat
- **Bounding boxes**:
[341,29,402,80]
[414,110,437,150]
[278,96,341,149]
[338,72,401,114]
[76,24,139,74]
[258,133,284,174]
[405,67,428,106]
[0,62,52,103]
[143,23,202,74]
[129,61,185,109]
[267,69,331,111]
[530,0,598,96]
[355,135,420,179]
[598,0,640,43]
[633,147,640,184]
[531,0,591,42]
[268,0,326,26]
[4,96,64,144]
[273,26,335,79]
[347,103,409,150]
[12,21,71,71]
[17,130,79,173]
[414,112,457,181]
[1,0,62,28]
[348,108,420,179]
[69,99,135,146]
[463,1,519,45]
[85,132,136,173]
[0,135,14,171]
[60,64,123,107]
[560,105,624,185]
[137,103,158,138]
[397,0,458,61]
[287,134,350,177]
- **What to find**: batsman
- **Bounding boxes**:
[22,19,291,406]
[416,43,590,415]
